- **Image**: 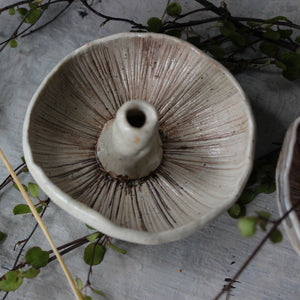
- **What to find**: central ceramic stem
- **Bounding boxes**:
[97,100,163,179]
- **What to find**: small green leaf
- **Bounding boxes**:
[208,45,225,58]
[275,60,287,71]
[222,21,236,32]
[253,181,276,194]
[9,8,15,15]
[256,211,271,220]
[25,247,49,268]
[259,41,278,56]
[84,243,106,266]
[263,30,281,41]
[8,39,18,48]
[25,9,41,24]
[228,203,241,219]
[259,220,268,231]
[166,29,182,38]
[13,183,28,192]
[187,36,201,47]
[0,231,6,242]
[21,156,26,163]
[266,16,288,22]
[91,287,106,297]
[107,243,127,254]
[20,267,40,279]
[29,2,39,9]
[296,36,300,43]
[22,167,29,172]
[87,232,100,242]
[238,217,257,237]
[28,182,39,197]
[36,206,43,214]
[13,204,31,215]
[166,2,182,17]
[224,31,246,47]
[82,296,92,300]
[86,224,95,230]
[17,7,28,18]
[247,21,263,27]
[264,24,273,30]
[283,66,300,81]
[238,189,256,204]
[269,229,283,243]
[76,278,82,290]
[34,0,43,2]
[147,17,162,33]
[280,52,300,66]
[278,29,293,39]
[0,271,23,292]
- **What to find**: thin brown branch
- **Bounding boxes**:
[232,17,300,30]
[0,0,33,12]
[48,239,89,263]
[161,17,220,31]
[0,231,94,282]
[0,162,26,190]
[195,0,298,52]
[227,38,262,58]
[79,0,147,29]
[12,199,50,269]
[213,199,300,300]
[21,1,72,38]
[48,232,101,255]
[0,8,32,52]
[175,8,209,21]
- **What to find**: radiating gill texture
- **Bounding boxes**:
[289,126,300,218]
[28,35,251,233]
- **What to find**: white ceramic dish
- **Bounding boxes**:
[23,33,255,244]
[276,116,300,256]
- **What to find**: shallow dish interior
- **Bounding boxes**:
[24,33,255,244]
[277,117,300,255]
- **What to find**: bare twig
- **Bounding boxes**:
[161,17,220,31]
[12,199,50,269]
[0,162,26,190]
[21,1,72,38]
[0,8,32,52]
[0,0,68,11]
[174,8,209,21]
[79,0,147,29]
[195,0,299,52]
[213,200,300,300]
[0,0,33,12]
[232,17,300,31]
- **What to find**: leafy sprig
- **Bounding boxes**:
[0,158,126,300]
[1,1,300,80]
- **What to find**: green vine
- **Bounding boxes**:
[1,0,300,80]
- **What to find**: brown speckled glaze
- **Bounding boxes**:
[23,33,255,244]
[277,116,300,255]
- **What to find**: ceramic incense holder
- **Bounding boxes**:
[23,33,255,244]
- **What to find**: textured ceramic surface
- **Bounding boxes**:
[276,116,300,256]
[23,33,255,244]
[97,100,163,179]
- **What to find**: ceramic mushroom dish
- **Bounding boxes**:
[277,116,300,256]
[23,33,255,244]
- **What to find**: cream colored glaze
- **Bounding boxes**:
[97,100,163,179]
[23,33,255,244]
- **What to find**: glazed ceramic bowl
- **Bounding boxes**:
[277,116,300,256]
[23,33,255,244]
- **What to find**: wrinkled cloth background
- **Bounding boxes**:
[0,1,300,299]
